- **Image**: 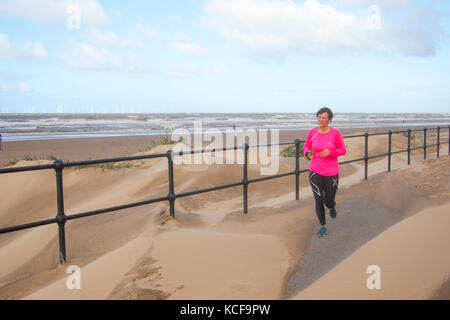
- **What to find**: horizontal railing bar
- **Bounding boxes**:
[367,153,388,160]
[271,142,297,147]
[426,143,439,147]
[189,149,208,155]
[248,171,295,184]
[339,157,366,165]
[176,182,243,198]
[368,132,389,137]
[342,134,366,139]
[0,163,55,174]
[66,196,170,221]
[391,130,408,134]
[421,127,439,131]
[391,150,407,155]
[250,141,298,149]
[0,218,57,235]
[65,153,168,167]
[172,145,242,157]
[171,142,300,158]
[171,142,300,157]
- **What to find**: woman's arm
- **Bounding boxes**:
[329,130,347,157]
[303,130,313,158]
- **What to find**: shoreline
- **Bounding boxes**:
[2,122,448,142]
[3,122,447,142]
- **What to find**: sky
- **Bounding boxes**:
[0,0,450,114]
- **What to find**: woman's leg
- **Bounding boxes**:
[309,171,326,226]
[323,174,339,210]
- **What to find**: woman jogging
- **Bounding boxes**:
[303,107,347,237]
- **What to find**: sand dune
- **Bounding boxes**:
[0,131,448,300]
[341,131,426,162]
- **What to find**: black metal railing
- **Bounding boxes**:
[0,125,449,264]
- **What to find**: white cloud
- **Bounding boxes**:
[60,43,151,72]
[0,0,108,25]
[135,23,160,39]
[22,41,48,59]
[61,44,114,70]
[168,31,207,56]
[0,32,48,60]
[203,0,445,57]
[61,24,154,72]
[87,27,134,48]
[169,42,206,55]
[329,0,408,11]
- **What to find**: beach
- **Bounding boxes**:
[0,127,449,299]
[0,126,440,166]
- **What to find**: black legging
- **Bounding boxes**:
[309,170,339,226]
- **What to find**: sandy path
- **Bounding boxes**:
[291,202,450,299]
[286,156,450,299]
[150,229,289,300]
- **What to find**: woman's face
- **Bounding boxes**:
[317,112,331,128]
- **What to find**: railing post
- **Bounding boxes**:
[407,129,411,166]
[295,139,300,200]
[437,127,440,159]
[364,133,369,180]
[423,128,427,160]
[167,150,176,218]
[54,160,67,265]
[243,143,249,214]
[388,130,392,172]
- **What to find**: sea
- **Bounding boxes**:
[1,113,450,142]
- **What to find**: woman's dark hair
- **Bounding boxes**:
[316,107,333,120]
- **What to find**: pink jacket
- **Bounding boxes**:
[303,127,347,176]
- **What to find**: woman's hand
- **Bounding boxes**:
[305,151,312,160]
[320,149,330,157]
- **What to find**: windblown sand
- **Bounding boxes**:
[0,128,449,299]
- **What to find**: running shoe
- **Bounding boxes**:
[330,208,337,219]
[316,227,328,237]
